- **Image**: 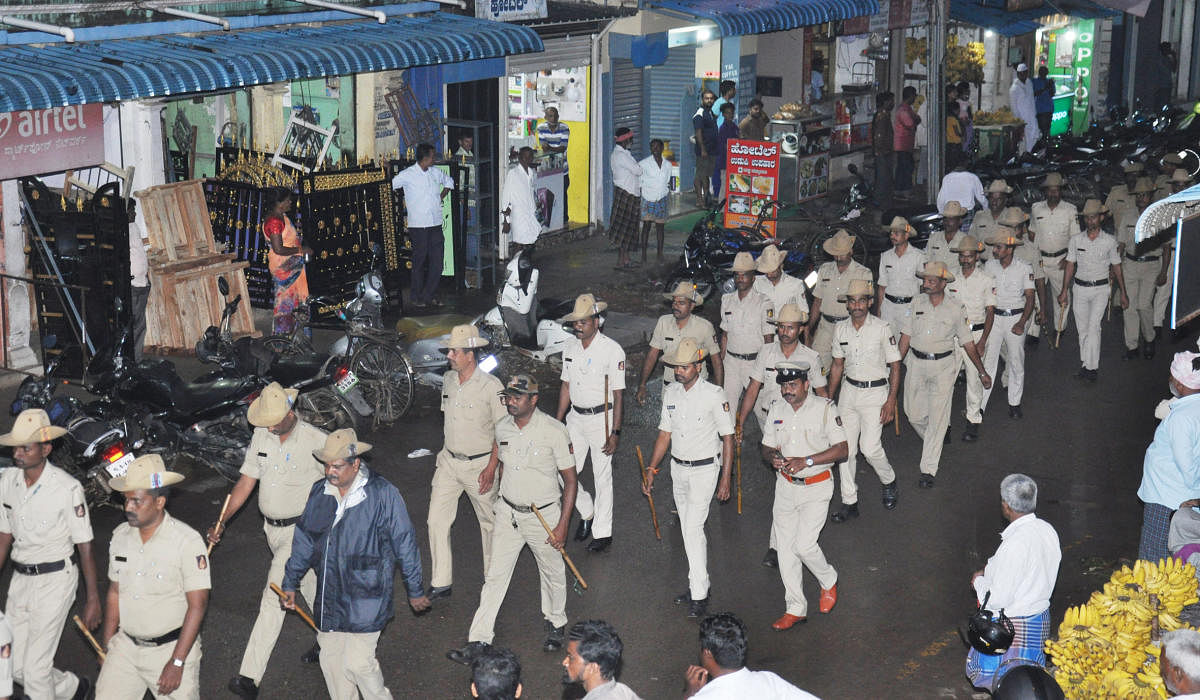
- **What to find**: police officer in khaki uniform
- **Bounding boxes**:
[1030,173,1080,340]
[753,244,808,319]
[427,325,505,598]
[761,361,848,630]
[970,180,1015,250]
[1116,178,1167,359]
[97,455,210,700]
[1060,199,1129,380]
[0,409,101,700]
[995,207,1046,344]
[449,375,577,664]
[637,282,723,405]
[876,216,926,340]
[948,236,997,440]
[827,280,901,522]
[806,230,873,372]
[556,295,626,552]
[720,253,774,408]
[1104,162,1144,215]
[899,262,991,488]
[642,339,735,618]
[212,382,327,698]
[925,201,969,269]
[983,228,1037,420]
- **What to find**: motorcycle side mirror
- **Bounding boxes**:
[217,276,230,297]
[847,163,858,174]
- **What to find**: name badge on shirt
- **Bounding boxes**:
[115,556,127,562]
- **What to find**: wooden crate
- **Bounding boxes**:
[135,180,219,263]
[144,253,259,353]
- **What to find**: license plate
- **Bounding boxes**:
[336,371,359,394]
[106,453,135,478]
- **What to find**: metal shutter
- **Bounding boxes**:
[611,58,644,159]
[506,36,593,74]
[648,47,696,196]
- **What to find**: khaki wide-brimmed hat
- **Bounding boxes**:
[987,179,1013,194]
[0,409,67,446]
[768,302,808,325]
[499,374,539,396]
[1130,177,1157,194]
[882,216,912,234]
[985,227,1024,247]
[1171,168,1192,184]
[663,280,704,305]
[951,235,985,253]
[731,252,757,273]
[109,454,185,492]
[1080,199,1109,216]
[997,207,1030,227]
[822,229,856,256]
[247,382,300,428]
[941,201,968,218]
[441,324,490,350]
[916,261,955,282]
[559,294,609,322]
[754,245,786,273]
[1041,172,1065,188]
[664,337,706,367]
[1164,152,1185,166]
[1123,162,1145,174]
[314,428,372,463]
[837,279,875,303]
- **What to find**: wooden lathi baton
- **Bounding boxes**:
[635,446,661,539]
[1055,300,1068,348]
[269,582,319,631]
[530,503,588,589]
[207,493,232,556]
[72,615,105,662]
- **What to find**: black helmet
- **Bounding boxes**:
[991,664,1065,700]
[968,592,1015,655]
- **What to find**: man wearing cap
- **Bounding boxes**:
[97,455,209,699]
[806,230,873,373]
[556,295,626,553]
[0,409,101,700]
[1157,166,1191,201]
[1030,173,1080,340]
[969,180,1015,251]
[637,281,722,406]
[281,429,430,699]
[642,339,735,618]
[876,216,926,341]
[947,236,998,440]
[1105,162,1145,216]
[753,244,809,321]
[925,202,969,271]
[1009,63,1040,153]
[1156,152,1185,191]
[983,227,1038,422]
[827,280,901,522]
[899,262,991,488]
[760,360,847,630]
[1116,177,1168,360]
[214,383,327,698]
[720,253,775,409]
[1061,199,1129,380]
[450,375,577,662]
[427,325,505,599]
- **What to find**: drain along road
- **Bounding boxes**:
[43,229,1172,699]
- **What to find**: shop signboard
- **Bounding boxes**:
[0,104,104,180]
[476,0,547,21]
[1068,21,1094,135]
[723,139,780,236]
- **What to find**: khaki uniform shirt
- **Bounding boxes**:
[1105,184,1133,215]
[1031,200,1080,257]
[658,380,734,461]
[1066,231,1121,282]
[877,245,926,299]
[495,410,574,507]
[812,261,873,319]
[984,258,1036,310]
[442,368,507,456]
[925,230,967,270]
[832,315,900,382]
[900,295,974,353]
[971,208,1006,252]
[1013,241,1044,281]
[649,314,720,382]
[0,462,92,563]
[761,396,846,479]
[720,290,774,355]
[749,341,827,418]
[561,333,626,406]
[753,274,808,318]
[108,513,211,638]
[1115,207,1156,260]
[948,268,997,325]
[241,421,328,520]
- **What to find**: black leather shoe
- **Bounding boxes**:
[687,597,709,618]
[674,591,691,605]
[881,481,898,510]
[574,518,593,542]
[446,641,490,666]
[71,677,93,700]
[962,423,979,442]
[917,474,935,489]
[300,642,321,664]
[1144,341,1156,359]
[830,503,859,523]
[1008,405,1023,419]
[761,548,778,568]
[228,675,258,699]
[427,585,452,600]
[587,537,612,552]
[1076,366,1090,380]
[543,621,566,652]
[1124,347,1140,360]
[1087,368,1098,382]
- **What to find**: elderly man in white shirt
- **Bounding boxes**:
[966,473,1061,691]
[1161,629,1200,697]
[392,142,453,308]
[937,162,988,224]
[502,146,542,252]
[684,613,820,699]
[639,138,673,263]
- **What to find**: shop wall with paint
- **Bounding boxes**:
[287,77,356,165]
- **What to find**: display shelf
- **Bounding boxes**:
[446,118,497,289]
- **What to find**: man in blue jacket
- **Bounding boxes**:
[281,428,431,700]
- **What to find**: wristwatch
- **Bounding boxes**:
[805,457,815,467]
[171,658,184,668]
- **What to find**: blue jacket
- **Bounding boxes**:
[282,466,424,633]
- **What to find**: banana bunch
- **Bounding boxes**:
[974,107,1022,126]
[1140,558,1199,614]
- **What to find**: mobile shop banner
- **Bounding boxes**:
[724,139,780,236]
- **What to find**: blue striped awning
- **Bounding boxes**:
[646,0,879,38]
[949,0,1118,36]
[0,12,543,112]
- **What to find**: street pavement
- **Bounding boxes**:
[35,227,1180,698]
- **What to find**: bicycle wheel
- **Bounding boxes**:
[350,341,416,423]
[295,387,363,433]
[807,224,869,268]
[262,334,311,359]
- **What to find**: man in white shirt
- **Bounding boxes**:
[502,147,542,251]
[1161,629,1200,697]
[610,128,643,269]
[684,612,820,699]
[392,142,453,308]
[937,162,988,217]
[638,139,673,263]
[128,197,150,361]
[966,473,1060,691]
[1008,63,1041,153]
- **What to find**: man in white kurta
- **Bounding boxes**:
[1008,64,1041,153]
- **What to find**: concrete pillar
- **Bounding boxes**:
[120,100,166,194]
[355,73,376,162]
[0,180,39,372]
[252,83,289,153]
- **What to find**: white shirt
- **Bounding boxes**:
[947,267,997,325]
[1009,77,1037,125]
[129,213,149,287]
[500,251,538,314]
[560,332,626,406]
[972,513,1061,617]
[391,163,453,229]
[658,379,734,460]
[639,155,672,202]
[502,164,541,245]
[984,257,1035,310]
[877,245,927,299]
[612,146,642,196]
[937,170,987,213]
[753,274,809,317]
[691,667,821,699]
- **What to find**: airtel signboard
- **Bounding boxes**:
[0,104,105,180]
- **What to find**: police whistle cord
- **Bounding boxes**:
[634,446,661,540]
[269,582,319,631]
[530,503,588,590]
[207,493,232,556]
[73,615,105,661]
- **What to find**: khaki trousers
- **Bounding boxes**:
[95,633,201,700]
[961,328,991,424]
[1041,258,1069,332]
[316,630,390,700]
[671,461,720,600]
[467,500,566,644]
[773,475,837,617]
[1123,259,1158,349]
[1073,283,1109,370]
[879,298,911,341]
[566,411,614,538]
[903,354,957,476]
[238,522,317,683]
[1154,257,1174,327]
[837,383,895,505]
[812,318,838,374]
[982,314,1025,413]
[428,449,499,589]
[8,566,79,699]
[722,355,756,411]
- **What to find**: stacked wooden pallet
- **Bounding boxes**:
[135,180,259,353]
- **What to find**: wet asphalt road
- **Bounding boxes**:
[35,228,1182,699]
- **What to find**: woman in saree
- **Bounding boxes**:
[264,187,311,334]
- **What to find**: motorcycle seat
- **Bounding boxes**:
[170,376,257,417]
[395,314,474,340]
[269,355,330,386]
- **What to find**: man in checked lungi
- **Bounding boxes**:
[610,127,643,269]
[966,474,1060,691]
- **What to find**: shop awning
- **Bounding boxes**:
[646,0,880,38]
[1137,182,1200,243]
[0,12,543,112]
[949,0,1118,36]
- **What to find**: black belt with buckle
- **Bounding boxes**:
[884,294,913,304]
[264,515,300,528]
[13,553,76,576]
[1041,248,1068,257]
[125,627,182,647]
[448,448,492,461]
[1074,278,1108,287]
[911,349,953,360]
[501,497,555,514]
[672,456,716,467]
[971,322,986,332]
[727,350,758,361]
[821,313,848,323]
[994,308,1024,316]
[571,404,606,416]
[846,376,888,389]
[1125,253,1160,262]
